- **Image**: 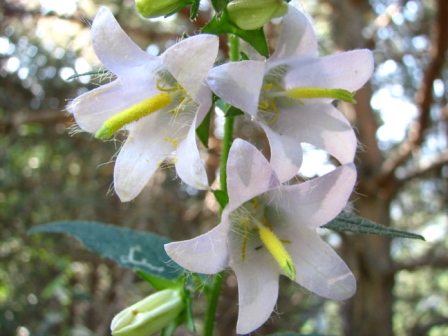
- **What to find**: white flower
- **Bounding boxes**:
[67,7,218,201]
[165,139,357,334]
[207,4,373,183]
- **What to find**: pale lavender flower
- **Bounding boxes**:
[67,7,218,201]
[165,139,357,334]
[207,4,373,183]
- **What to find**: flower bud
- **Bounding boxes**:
[111,288,184,336]
[227,0,289,30]
[135,0,187,19]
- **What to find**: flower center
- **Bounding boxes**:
[95,78,190,139]
[232,198,296,281]
[257,67,356,125]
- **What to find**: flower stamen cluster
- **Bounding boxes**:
[230,198,296,281]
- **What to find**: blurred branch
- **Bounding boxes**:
[393,255,448,273]
[378,0,448,186]
[0,110,71,130]
[396,150,448,184]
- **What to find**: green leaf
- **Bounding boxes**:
[196,107,211,148]
[190,0,201,20]
[28,221,183,279]
[210,0,229,12]
[212,190,229,209]
[226,105,244,117]
[215,98,244,117]
[202,10,269,57]
[323,212,425,241]
[137,271,179,291]
[240,51,250,61]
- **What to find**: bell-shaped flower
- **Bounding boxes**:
[165,139,357,334]
[67,7,218,201]
[207,4,373,183]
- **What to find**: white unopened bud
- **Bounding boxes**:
[111,289,184,336]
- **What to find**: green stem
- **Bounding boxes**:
[202,34,239,336]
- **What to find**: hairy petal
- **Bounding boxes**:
[228,228,279,334]
[68,76,160,133]
[274,104,357,164]
[91,7,155,75]
[175,115,208,190]
[207,61,265,117]
[284,49,374,92]
[164,218,230,274]
[227,139,280,210]
[114,113,177,202]
[269,4,317,66]
[281,226,356,300]
[259,123,302,183]
[271,163,357,229]
[163,35,219,101]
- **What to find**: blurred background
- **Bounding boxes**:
[0,0,447,335]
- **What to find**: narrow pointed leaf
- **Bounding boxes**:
[136,271,178,290]
[190,0,201,19]
[212,189,229,208]
[323,212,425,240]
[210,0,230,12]
[28,221,183,279]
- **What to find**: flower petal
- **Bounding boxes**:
[274,104,357,164]
[227,139,280,210]
[259,123,302,183]
[284,49,374,92]
[228,228,280,334]
[207,61,265,117]
[175,116,208,190]
[164,218,230,274]
[271,163,357,229]
[269,5,317,66]
[163,35,219,101]
[68,76,160,133]
[114,113,177,202]
[92,7,155,75]
[281,226,356,300]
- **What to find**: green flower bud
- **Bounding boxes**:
[111,288,184,336]
[227,0,289,30]
[135,0,187,19]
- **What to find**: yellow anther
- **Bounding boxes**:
[258,226,296,281]
[95,93,172,139]
[252,197,259,210]
[285,87,356,103]
[241,225,249,262]
[163,137,178,147]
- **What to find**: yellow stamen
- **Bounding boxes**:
[258,226,296,281]
[164,137,178,147]
[241,226,249,262]
[285,87,356,103]
[95,93,172,139]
